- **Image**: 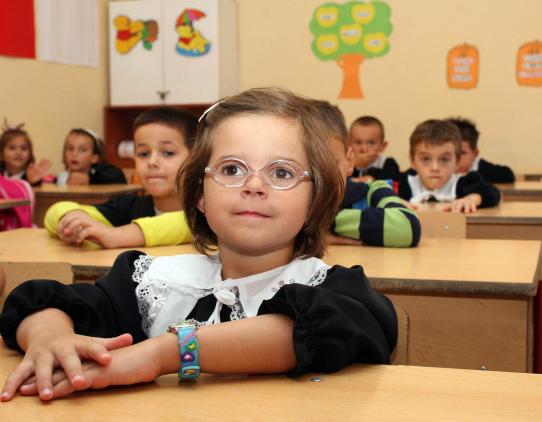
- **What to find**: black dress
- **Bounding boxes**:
[0,251,397,376]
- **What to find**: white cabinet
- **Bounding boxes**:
[108,0,238,105]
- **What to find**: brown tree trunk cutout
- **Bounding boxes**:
[336,53,365,99]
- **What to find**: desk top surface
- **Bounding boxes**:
[1,343,541,421]
[497,181,542,195]
[0,229,540,295]
[33,184,143,198]
[417,202,542,224]
[0,198,30,210]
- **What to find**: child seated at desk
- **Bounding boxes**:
[56,128,126,186]
[349,116,400,181]
[312,101,420,247]
[45,108,196,248]
[447,117,516,184]
[398,119,500,213]
[0,122,53,186]
[0,87,397,402]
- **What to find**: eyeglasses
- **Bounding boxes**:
[204,157,312,190]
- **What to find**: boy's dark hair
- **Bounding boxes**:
[310,100,349,152]
[67,128,105,162]
[133,107,198,150]
[0,127,35,172]
[409,119,462,159]
[446,117,479,150]
[350,115,385,140]
[179,87,344,259]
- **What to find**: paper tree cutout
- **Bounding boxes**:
[447,43,479,89]
[516,40,542,87]
[113,15,158,54]
[310,1,392,99]
[175,9,211,56]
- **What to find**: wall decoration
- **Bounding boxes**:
[310,1,392,99]
[113,15,158,54]
[447,43,479,89]
[516,40,542,87]
[175,8,211,56]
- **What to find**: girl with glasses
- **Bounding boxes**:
[0,88,397,401]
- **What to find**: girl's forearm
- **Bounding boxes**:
[157,314,296,376]
[16,308,74,351]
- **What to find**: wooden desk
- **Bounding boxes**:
[1,343,542,420]
[32,184,144,227]
[0,198,31,210]
[0,229,540,372]
[418,202,542,241]
[497,181,542,202]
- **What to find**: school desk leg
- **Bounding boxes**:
[535,283,542,373]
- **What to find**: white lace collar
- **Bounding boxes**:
[133,254,329,337]
[408,173,459,203]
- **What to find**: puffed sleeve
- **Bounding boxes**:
[0,250,147,352]
[257,265,397,376]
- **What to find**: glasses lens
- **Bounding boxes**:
[263,161,300,189]
[214,159,249,187]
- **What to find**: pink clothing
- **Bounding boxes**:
[0,174,34,230]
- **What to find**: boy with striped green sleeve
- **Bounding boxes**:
[313,100,420,247]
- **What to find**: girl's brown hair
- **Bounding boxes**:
[0,126,35,173]
[179,87,344,259]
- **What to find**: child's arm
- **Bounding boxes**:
[44,202,112,245]
[0,251,148,400]
[456,172,501,208]
[332,180,421,247]
[1,308,132,401]
[133,211,192,246]
[478,159,515,184]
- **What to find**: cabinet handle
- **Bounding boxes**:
[156,90,171,100]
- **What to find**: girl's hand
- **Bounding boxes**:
[58,211,103,245]
[1,329,133,402]
[19,336,166,400]
[67,172,90,185]
[76,225,122,248]
[444,194,481,214]
[76,224,145,249]
[25,159,52,185]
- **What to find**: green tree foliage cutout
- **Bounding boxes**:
[310,1,392,98]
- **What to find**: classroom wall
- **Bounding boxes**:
[0,0,110,173]
[1,0,540,174]
[237,0,542,172]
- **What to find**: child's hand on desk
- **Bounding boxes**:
[19,335,166,400]
[443,194,481,214]
[75,224,144,249]
[67,171,90,185]
[1,309,133,402]
[58,210,103,245]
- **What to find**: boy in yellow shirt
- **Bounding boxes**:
[45,108,195,248]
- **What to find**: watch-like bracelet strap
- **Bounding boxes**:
[178,326,200,380]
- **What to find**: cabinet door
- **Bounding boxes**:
[162,0,220,104]
[109,0,163,105]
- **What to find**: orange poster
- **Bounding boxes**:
[516,40,542,87]
[447,43,479,89]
